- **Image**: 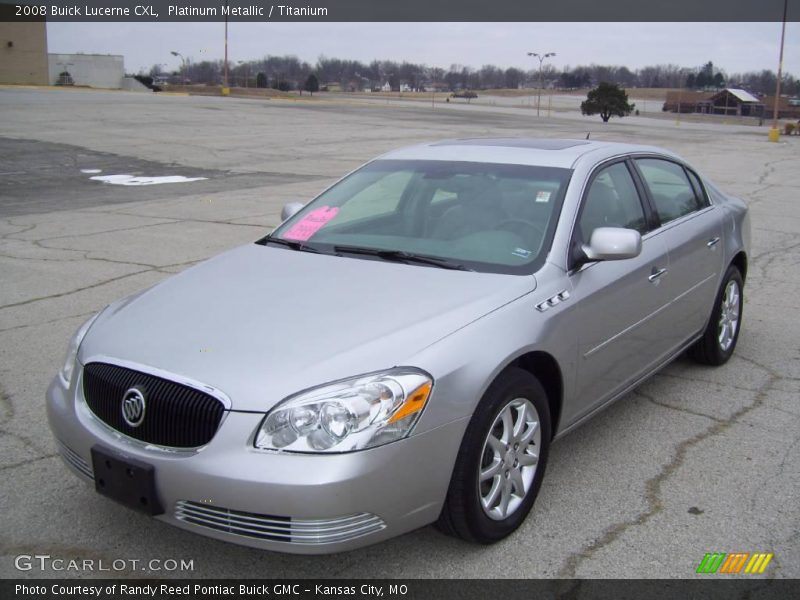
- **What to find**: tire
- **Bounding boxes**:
[436,368,551,543]
[688,264,744,366]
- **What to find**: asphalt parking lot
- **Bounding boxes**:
[0,87,798,579]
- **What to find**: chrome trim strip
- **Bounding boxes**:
[174,501,386,545]
[79,354,233,410]
[56,440,94,479]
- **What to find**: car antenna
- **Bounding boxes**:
[586,132,591,139]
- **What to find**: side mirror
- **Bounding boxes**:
[281,202,305,222]
[582,227,642,261]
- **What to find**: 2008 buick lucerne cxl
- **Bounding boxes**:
[47,139,749,553]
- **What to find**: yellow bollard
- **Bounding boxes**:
[768,127,780,142]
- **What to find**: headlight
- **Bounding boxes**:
[59,312,102,386]
[255,368,433,453]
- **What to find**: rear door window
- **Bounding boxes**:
[636,158,702,225]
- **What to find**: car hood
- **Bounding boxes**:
[80,244,536,412]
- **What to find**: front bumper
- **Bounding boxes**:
[46,370,468,554]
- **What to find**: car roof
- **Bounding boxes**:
[377,138,679,169]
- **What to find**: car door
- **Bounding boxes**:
[633,158,725,349]
[568,160,675,419]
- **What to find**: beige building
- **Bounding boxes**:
[0,20,49,85]
[48,53,125,88]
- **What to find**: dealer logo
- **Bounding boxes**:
[121,387,146,428]
[696,552,774,574]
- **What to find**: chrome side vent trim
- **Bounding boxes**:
[174,500,385,545]
[536,289,570,312]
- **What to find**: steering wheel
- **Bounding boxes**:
[493,219,545,240]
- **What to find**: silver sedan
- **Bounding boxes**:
[47,138,749,553]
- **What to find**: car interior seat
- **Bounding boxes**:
[431,179,506,240]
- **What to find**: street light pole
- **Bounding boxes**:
[769,0,788,142]
[527,51,555,117]
[170,51,185,85]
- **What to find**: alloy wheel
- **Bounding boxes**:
[478,398,541,521]
[718,279,741,352]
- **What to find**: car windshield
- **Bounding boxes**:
[269,159,572,274]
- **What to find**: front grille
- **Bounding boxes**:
[57,440,94,479]
[82,362,225,448]
[174,501,386,545]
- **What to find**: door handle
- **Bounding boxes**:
[706,237,721,248]
[649,267,668,282]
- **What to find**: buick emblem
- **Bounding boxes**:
[121,387,146,428]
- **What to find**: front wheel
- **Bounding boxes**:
[436,368,551,543]
[689,264,744,366]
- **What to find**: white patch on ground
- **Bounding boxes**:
[80,169,102,174]
[89,174,208,186]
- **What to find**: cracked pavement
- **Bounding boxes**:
[0,87,798,579]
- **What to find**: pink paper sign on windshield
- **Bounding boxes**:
[283,206,339,241]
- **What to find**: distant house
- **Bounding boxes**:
[696,88,764,117]
[664,88,799,119]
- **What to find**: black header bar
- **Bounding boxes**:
[2,0,799,22]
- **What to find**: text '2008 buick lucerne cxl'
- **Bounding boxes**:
[47,139,750,553]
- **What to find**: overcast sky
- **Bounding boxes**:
[47,22,800,77]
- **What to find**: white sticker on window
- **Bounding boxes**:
[536,191,551,203]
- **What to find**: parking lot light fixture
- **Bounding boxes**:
[527,52,556,117]
[170,51,186,85]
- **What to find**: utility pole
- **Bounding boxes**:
[769,0,788,142]
[223,0,229,95]
[527,52,556,117]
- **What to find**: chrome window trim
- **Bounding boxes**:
[646,203,717,235]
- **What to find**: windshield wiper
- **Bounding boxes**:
[333,245,472,271]
[257,236,323,254]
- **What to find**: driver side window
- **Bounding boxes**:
[578,162,647,244]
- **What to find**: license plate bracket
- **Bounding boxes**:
[91,445,164,516]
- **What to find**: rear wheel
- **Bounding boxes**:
[437,368,551,543]
[689,265,743,366]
